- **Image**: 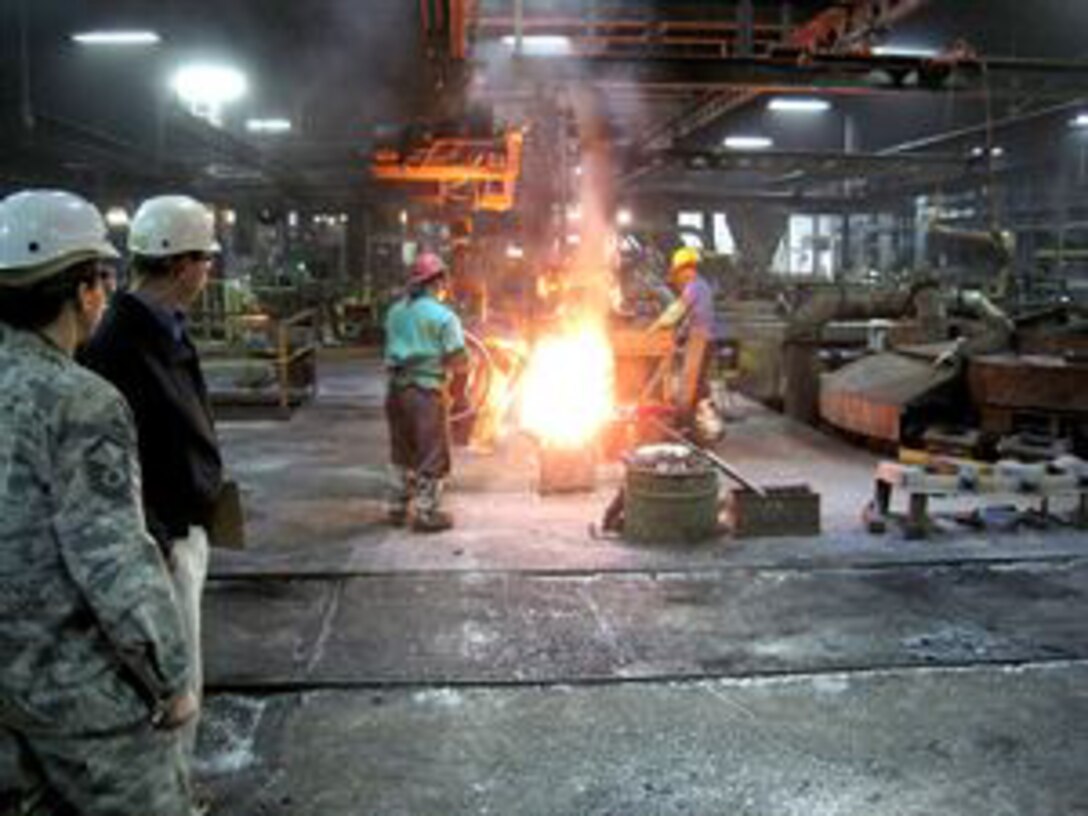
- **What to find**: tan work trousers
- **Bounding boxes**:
[169,526,209,763]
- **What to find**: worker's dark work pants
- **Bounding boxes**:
[385,384,451,479]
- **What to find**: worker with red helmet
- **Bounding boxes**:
[383,251,467,531]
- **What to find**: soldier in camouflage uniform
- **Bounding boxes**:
[0,191,197,815]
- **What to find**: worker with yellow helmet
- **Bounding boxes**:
[648,245,721,431]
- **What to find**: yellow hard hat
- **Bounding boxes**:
[670,246,700,273]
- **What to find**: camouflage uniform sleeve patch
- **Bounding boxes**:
[84,435,132,503]
[62,384,143,511]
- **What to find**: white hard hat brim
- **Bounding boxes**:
[0,244,118,287]
[92,238,121,260]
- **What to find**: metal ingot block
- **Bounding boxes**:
[725,484,821,538]
[536,445,597,494]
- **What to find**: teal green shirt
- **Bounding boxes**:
[384,293,466,390]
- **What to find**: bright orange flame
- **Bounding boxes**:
[471,364,514,451]
[520,321,614,447]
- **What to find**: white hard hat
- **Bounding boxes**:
[0,190,119,278]
[128,195,221,257]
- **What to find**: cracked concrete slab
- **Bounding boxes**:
[204,559,1088,687]
[198,662,1088,816]
[199,351,1088,814]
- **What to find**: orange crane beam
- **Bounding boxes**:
[371,129,524,212]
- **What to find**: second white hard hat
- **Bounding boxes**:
[128,195,221,257]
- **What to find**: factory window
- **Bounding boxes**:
[677,211,705,249]
[814,215,843,277]
[772,215,814,275]
[712,213,736,255]
[677,211,704,231]
[772,214,841,278]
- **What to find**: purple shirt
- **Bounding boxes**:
[680,275,718,338]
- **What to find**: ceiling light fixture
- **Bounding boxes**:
[724,135,773,150]
[246,118,292,133]
[170,64,248,126]
[872,44,939,58]
[501,35,572,56]
[71,30,161,46]
[1071,114,1088,128]
[104,207,130,228]
[768,97,831,113]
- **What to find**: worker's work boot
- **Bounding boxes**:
[386,467,414,526]
[412,477,453,533]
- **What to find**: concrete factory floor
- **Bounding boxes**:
[199,348,1088,815]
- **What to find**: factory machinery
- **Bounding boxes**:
[771,280,1088,460]
[366,105,836,542]
[189,277,322,419]
[370,114,690,432]
[365,60,1088,540]
[368,103,1084,445]
[378,147,1076,478]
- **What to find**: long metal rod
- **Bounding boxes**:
[881,97,1088,155]
[630,0,931,158]
[206,654,1088,694]
[478,16,783,32]
[737,0,754,57]
[206,552,1088,582]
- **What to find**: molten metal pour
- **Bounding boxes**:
[519,320,615,493]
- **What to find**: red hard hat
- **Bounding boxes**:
[408,252,446,286]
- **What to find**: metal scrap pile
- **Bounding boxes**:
[625,444,712,475]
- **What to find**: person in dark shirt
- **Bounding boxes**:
[79,194,222,772]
